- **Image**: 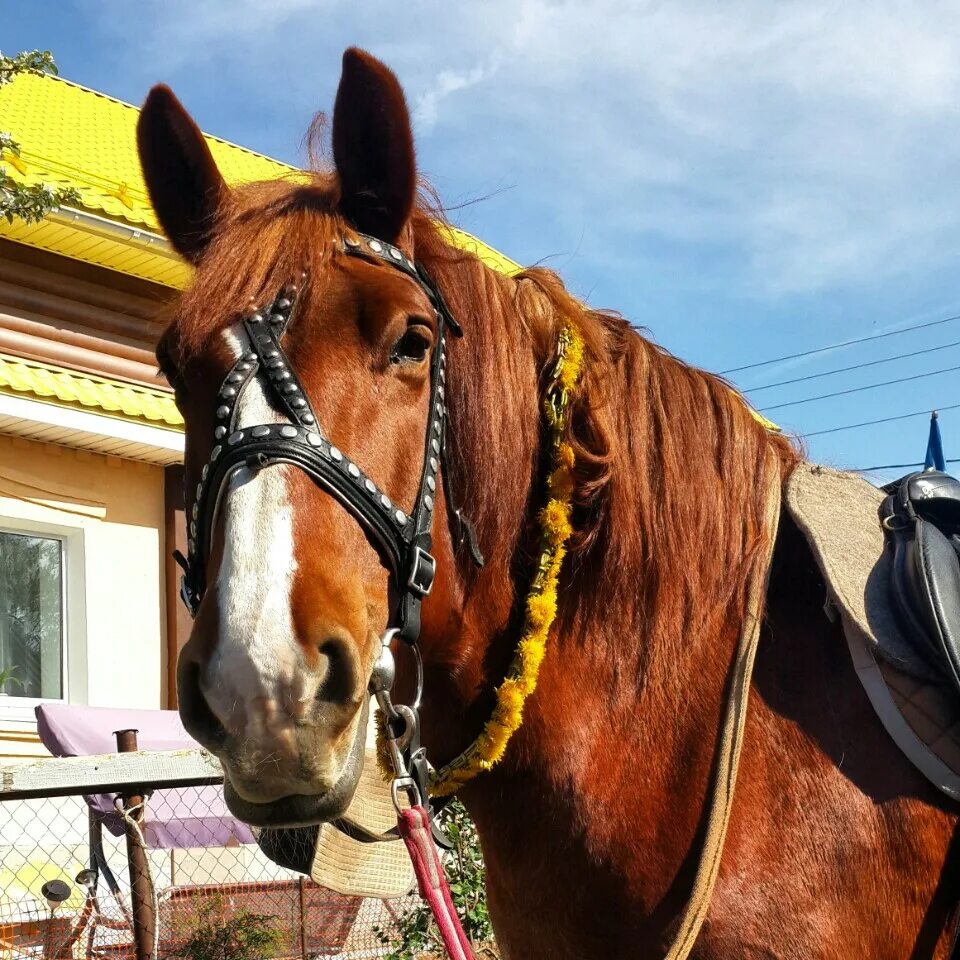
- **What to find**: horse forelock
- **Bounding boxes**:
[166,176,345,360]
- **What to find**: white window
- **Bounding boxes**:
[0,518,86,725]
[0,529,65,702]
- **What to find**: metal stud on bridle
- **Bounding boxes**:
[174,232,483,649]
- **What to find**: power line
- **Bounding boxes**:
[855,458,960,472]
[745,339,960,393]
[804,402,960,437]
[720,313,960,375]
[759,363,960,412]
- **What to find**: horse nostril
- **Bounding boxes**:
[315,636,357,706]
[177,661,228,750]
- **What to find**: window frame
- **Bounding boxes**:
[0,516,87,725]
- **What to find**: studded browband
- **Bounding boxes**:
[174,232,483,645]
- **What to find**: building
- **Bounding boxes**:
[0,71,517,760]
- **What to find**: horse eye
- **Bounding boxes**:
[390,329,431,364]
[156,339,187,393]
[160,360,187,395]
[158,359,184,394]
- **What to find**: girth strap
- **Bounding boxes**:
[663,448,782,960]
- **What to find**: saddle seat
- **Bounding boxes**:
[880,470,960,696]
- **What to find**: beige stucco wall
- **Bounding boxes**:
[0,434,166,756]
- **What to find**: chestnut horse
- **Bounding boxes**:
[140,48,959,958]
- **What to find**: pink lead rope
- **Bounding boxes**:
[397,805,476,960]
[369,632,475,960]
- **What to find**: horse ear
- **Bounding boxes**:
[333,48,416,243]
[137,85,227,263]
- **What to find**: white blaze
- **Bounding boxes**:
[206,329,302,725]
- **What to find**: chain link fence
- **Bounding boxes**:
[0,764,419,959]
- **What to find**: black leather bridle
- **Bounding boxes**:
[174,232,482,647]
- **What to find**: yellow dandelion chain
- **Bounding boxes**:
[420,320,585,797]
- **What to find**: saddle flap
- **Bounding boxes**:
[911,518,960,690]
[888,520,941,665]
[884,469,960,695]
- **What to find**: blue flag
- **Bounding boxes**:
[924,411,946,471]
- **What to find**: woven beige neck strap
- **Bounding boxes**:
[664,451,782,960]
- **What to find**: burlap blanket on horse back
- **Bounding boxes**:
[785,462,960,801]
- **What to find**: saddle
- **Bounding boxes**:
[879,470,960,696]
[785,463,960,801]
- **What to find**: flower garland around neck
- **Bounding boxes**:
[376,318,585,798]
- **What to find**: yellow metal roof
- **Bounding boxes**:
[0,72,520,284]
[0,72,294,230]
[0,353,183,429]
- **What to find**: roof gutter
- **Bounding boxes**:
[48,206,179,260]
[49,207,525,275]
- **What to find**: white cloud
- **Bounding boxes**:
[415,62,498,129]
[81,0,960,297]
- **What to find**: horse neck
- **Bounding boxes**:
[413,244,791,791]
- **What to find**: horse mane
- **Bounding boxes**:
[166,162,801,667]
[407,205,801,663]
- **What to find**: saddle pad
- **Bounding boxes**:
[786,463,960,800]
[846,627,960,801]
[785,463,935,681]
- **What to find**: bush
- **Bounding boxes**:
[171,898,280,960]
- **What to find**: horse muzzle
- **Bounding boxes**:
[219,699,369,828]
[177,647,370,827]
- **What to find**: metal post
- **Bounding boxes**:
[114,729,156,960]
[298,876,309,960]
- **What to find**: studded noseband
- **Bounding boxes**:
[175,232,482,645]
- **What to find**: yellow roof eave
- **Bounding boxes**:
[0,353,183,430]
[0,209,521,292]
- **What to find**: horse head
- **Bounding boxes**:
[139,49,482,826]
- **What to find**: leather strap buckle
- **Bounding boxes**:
[407,546,436,597]
[179,575,199,616]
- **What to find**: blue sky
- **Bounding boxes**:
[5,1,960,482]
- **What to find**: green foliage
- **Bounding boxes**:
[0,50,57,87]
[0,50,58,87]
[171,899,280,960]
[0,180,81,226]
[0,666,22,696]
[0,49,82,225]
[375,799,498,960]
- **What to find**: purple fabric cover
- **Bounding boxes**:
[36,704,254,850]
